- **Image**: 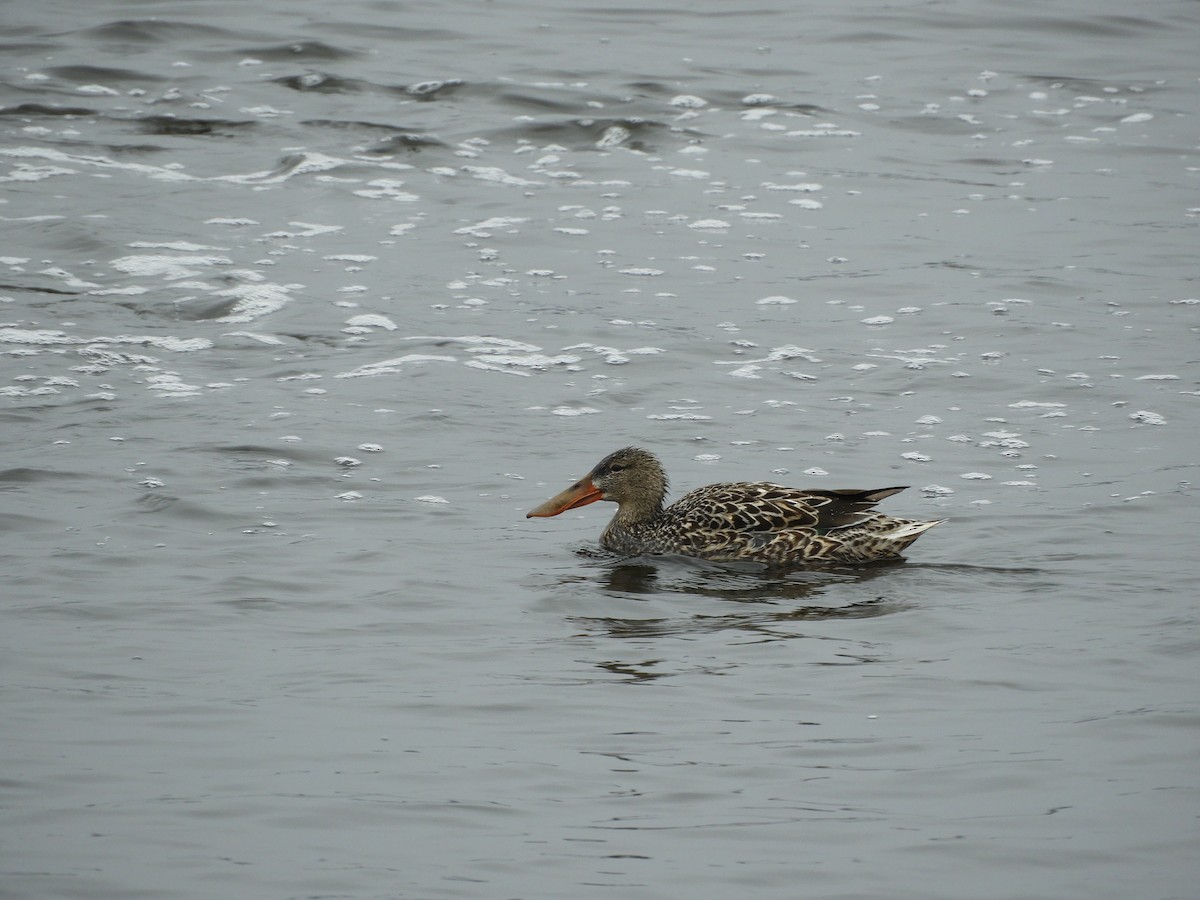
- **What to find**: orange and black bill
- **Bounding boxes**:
[526,478,603,518]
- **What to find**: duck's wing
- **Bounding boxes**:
[667,482,908,533]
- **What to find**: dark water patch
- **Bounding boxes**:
[907,13,1170,38]
[389,79,467,101]
[624,79,698,98]
[488,116,677,151]
[948,156,1035,170]
[299,117,447,153]
[212,573,340,606]
[44,64,167,84]
[0,39,59,53]
[206,445,305,459]
[131,115,255,137]
[315,22,461,42]
[0,216,117,259]
[237,40,363,61]
[897,564,1046,585]
[572,5,787,21]
[493,89,593,114]
[124,493,253,526]
[572,596,907,642]
[131,492,183,514]
[271,330,350,348]
[295,116,451,154]
[828,30,917,44]
[1022,74,1164,93]
[0,281,82,297]
[358,129,447,154]
[591,658,677,682]
[10,597,135,621]
[0,103,98,118]
[273,72,366,94]
[217,595,292,612]
[63,19,238,44]
[1014,14,1171,36]
[0,467,88,487]
[92,141,180,157]
[303,117,422,135]
[0,512,57,533]
[924,259,983,271]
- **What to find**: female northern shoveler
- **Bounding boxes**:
[527,447,944,565]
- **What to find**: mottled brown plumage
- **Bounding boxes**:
[527,447,944,565]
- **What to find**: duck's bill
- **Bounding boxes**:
[526,479,602,517]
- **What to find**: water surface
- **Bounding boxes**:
[3,1,1198,898]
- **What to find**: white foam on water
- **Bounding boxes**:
[0,328,79,345]
[1129,410,1166,425]
[205,217,260,226]
[453,216,530,237]
[460,166,543,186]
[786,127,860,137]
[353,180,419,201]
[335,355,457,378]
[223,331,285,345]
[468,353,582,370]
[0,163,78,183]
[0,146,195,181]
[346,314,398,331]
[217,152,347,184]
[110,254,234,280]
[215,283,297,323]
[728,364,762,378]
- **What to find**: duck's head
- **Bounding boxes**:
[526,447,668,518]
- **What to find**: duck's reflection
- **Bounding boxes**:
[565,555,912,643]
[597,558,903,599]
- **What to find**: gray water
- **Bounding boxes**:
[3,1,1198,898]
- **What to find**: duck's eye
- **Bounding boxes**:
[608,464,625,473]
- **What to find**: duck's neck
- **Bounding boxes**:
[603,497,665,553]
[611,493,666,526]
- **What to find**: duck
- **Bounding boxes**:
[526,447,944,565]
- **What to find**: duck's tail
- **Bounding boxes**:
[881,518,946,552]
